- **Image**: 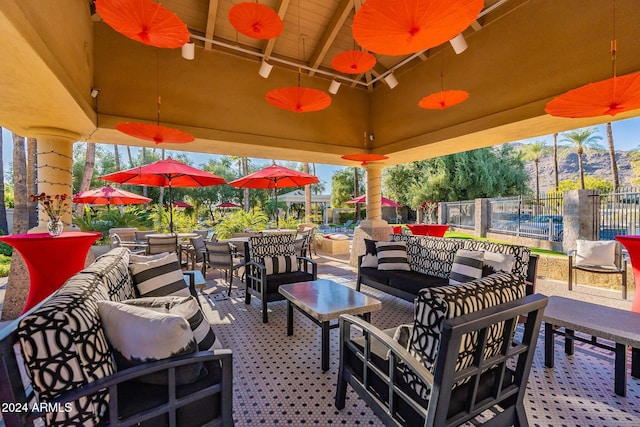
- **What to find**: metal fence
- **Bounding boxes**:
[443,200,475,229]
[488,193,564,241]
[596,186,640,240]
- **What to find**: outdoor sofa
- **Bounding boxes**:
[0,247,233,427]
[356,234,538,301]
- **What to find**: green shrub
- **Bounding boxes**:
[0,254,11,277]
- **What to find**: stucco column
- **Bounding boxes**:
[29,127,78,229]
[350,162,390,266]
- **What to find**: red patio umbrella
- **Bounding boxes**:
[419,89,469,110]
[217,202,241,208]
[73,185,151,208]
[100,158,226,233]
[171,201,193,208]
[95,0,190,48]
[228,2,284,40]
[346,194,402,208]
[228,163,319,228]
[352,0,483,56]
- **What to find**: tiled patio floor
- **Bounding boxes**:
[1,251,639,426]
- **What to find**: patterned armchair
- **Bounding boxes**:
[245,234,317,323]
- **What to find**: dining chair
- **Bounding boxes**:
[188,235,207,270]
[109,233,146,254]
[135,230,157,244]
[202,241,242,296]
[146,235,179,256]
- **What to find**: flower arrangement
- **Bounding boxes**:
[30,193,69,221]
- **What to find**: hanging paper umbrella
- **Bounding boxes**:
[545,72,640,118]
[331,50,376,74]
[352,0,483,56]
[346,194,402,208]
[73,185,151,208]
[95,0,190,48]
[419,89,469,110]
[341,153,389,166]
[229,163,319,228]
[266,87,332,113]
[229,2,283,40]
[116,122,195,144]
[100,158,226,233]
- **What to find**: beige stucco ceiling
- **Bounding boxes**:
[0,0,639,167]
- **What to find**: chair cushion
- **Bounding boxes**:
[449,249,484,284]
[129,252,191,298]
[462,240,531,278]
[264,255,297,275]
[576,239,617,267]
[124,296,217,351]
[97,301,204,385]
[359,267,391,286]
[376,241,410,271]
[360,238,379,268]
[82,247,134,302]
[387,271,448,294]
[249,234,296,264]
[265,271,315,291]
[406,272,525,399]
[17,273,114,426]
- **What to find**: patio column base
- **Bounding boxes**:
[349,219,391,267]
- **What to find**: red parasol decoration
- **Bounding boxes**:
[95,0,190,48]
[229,163,319,228]
[352,0,483,56]
[545,72,640,118]
[73,185,151,207]
[346,194,402,208]
[418,89,469,110]
[116,122,195,144]
[331,50,376,74]
[228,2,283,40]
[341,153,389,166]
[266,87,332,113]
[100,158,226,233]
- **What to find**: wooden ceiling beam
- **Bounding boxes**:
[203,0,219,51]
[263,0,291,61]
[307,0,354,77]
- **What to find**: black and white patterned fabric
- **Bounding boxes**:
[404,272,526,400]
[360,238,379,268]
[17,274,115,427]
[249,234,296,265]
[462,240,531,278]
[97,300,203,385]
[82,247,134,302]
[129,252,191,298]
[264,255,297,275]
[375,241,411,271]
[125,295,217,351]
[449,249,484,284]
[391,234,466,278]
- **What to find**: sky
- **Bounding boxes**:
[3,116,640,191]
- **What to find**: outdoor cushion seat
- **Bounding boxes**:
[387,270,447,294]
[265,270,315,290]
[358,267,391,286]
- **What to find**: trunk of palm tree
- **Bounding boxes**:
[354,167,361,221]
[158,149,166,206]
[242,157,249,211]
[77,142,96,215]
[142,147,148,197]
[27,137,38,228]
[577,148,585,189]
[127,145,134,167]
[0,129,7,234]
[114,144,121,171]
[534,160,540,205]
[303,163,311,222]
[606,122,620,191]
[553,132,559,191]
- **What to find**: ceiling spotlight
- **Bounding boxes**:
[181,42,195,60]
[383,73,399,89]
[258,60,274,78]
[90,88,101,98]
[328,79,341,95]
[449,33,468,54]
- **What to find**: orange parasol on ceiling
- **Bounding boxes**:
[266,87,332,113]
[544,72,640,118]
[95,0,190,48]
[341,154,388,166]
[229,2,284,40]
[331,50,376,74]
[419,89,469,110]
[116,122,195,144]
[352,0,483,56]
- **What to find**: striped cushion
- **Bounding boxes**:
[449,249,484,284]
[129,252,190,298]
[264,255,297,275]
[125,296,217,351]
[376,241,410,271]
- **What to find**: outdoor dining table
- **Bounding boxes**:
[0,231,102,313]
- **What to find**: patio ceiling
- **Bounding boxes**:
[0,0,639,166]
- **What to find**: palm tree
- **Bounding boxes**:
[77,142,96,214]
[303,163,312,222]
[12,133,28,234]
[606,123,620,191]
[520,141,549,203]
[27,137,38,228]
[0,128,8,234]
[561,128,603,189]
[553,132,559,191]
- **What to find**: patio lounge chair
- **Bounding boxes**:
[568,239,628,299]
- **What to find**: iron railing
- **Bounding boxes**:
[488,193,564,241]
[444,200,475,229]
[596,186,640,240]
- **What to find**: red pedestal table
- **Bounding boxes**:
[614,235,640,313]
[0,231,102,313]
[406,224,449,237]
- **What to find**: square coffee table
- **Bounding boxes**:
[279,279,382,372]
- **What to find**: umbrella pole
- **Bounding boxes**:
[274,183,279,229]
[169,183,174,234]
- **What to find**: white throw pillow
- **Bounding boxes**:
[376,241,410,271]
[576,240,617,267]
[483,251,515,273]
[129,252,191,298]
[361,254,379,268]
[449,249,484,284]
[330,233,349,240]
